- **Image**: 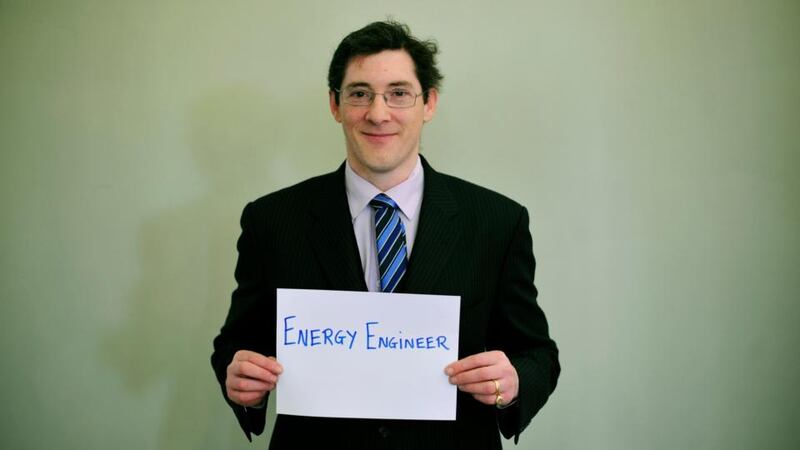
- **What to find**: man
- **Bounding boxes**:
[211,21,559,449]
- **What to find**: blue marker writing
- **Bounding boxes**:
[283,315,297,345]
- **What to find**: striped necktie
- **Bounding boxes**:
[369,193,408,293]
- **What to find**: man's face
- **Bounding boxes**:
[330,50,438,187]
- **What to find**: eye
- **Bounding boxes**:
[390,89,412,98]
[348,89,371,98]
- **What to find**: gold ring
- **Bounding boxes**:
[495,393,505,407]
[493,379,500,396]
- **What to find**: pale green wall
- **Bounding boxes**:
[1,1,798,449]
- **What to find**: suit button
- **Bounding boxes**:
[378,425,390,438]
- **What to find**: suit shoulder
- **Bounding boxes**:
[246,170,339,211]
[435,170,526,213]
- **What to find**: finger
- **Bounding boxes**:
[448,366,502,386]
[473,391,514,407]
[234,350,284,374]
[237,360,280,383]
[227,375,272,393]
[229,389,270,407]
[444,350,503,376]
[264,357,285,374]
[456,380,500,396]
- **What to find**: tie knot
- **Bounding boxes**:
[370,193,399,211]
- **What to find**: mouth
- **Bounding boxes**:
[361,131,397,143]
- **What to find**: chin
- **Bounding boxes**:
[356,152,398,171]
[362,161,398,175]
[350,145,414,178]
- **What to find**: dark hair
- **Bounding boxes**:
[328,20,443,105]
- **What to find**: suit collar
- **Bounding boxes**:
[402,155,461,293]
[344,156,424,222]
[307,156,460,294]
[308,163,368,291]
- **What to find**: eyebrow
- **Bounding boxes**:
[343,80,415,90]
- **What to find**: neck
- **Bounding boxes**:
[361,172,409,192]
[348,156,418,192]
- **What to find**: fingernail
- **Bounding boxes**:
[445,367,453,376]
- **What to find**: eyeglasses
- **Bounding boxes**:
[336,87,424,108]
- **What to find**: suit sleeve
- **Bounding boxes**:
[490,206,560,443]
[210,202,274,441]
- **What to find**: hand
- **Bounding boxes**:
[445,350,518,407]
[225,350,283,407]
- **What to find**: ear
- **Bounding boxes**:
[423,88,439,123]
[329,90,342,123]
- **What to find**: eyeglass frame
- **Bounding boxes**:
[334,86,427,109]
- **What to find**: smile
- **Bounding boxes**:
[361,132,397,143]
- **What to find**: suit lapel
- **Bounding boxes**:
[307,165,368,291]
[403,157,460,293]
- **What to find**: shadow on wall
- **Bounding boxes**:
[101,85,323,449]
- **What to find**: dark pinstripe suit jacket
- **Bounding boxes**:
[211,157,559,449]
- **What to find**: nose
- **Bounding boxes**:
[365,94,391,124]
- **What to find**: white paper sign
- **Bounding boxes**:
[276,288,460,421]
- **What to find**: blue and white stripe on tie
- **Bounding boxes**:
[369,193,408,293]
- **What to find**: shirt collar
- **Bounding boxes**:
[345,156,424,221]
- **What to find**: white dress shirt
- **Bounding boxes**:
[344,156,424,292]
